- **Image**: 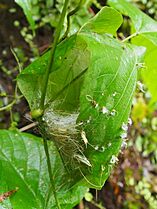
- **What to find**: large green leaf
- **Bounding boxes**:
[18,34,143,188]
[76,32,141,187]
[81,6,123,35]
[15,0,36,33]
[108,0,157,45]
[17,7,145,190]
[0,130,87,209]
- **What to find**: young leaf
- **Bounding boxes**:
[81,6,123,35]
[108,0,157,45]
[0,130,87,209]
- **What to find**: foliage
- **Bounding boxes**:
[17,5,141,189]
[0,130,87,209]
[136,178,157,209]
[108,0,157,103]
[131,0,157,20]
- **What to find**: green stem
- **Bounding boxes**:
[40,0,70,111]
[122,32,139,43]
[11,47,22,73]
[91,200,106,209]
[0,95,23,112]
[62,0,84,40]
[43,138,61,209]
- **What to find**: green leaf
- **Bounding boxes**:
[18,32,142,188]
[17,7,145,189]
[76,33,140,187]
[15,0,36,34]
[132,35,157,103]
[81,6,123,35]
[108,0,157,45]
[142,47,157,103]
[0,130,87,209]
[17,35,90,112]
[108,0,157,103]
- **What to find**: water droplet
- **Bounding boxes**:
[95,103,99,108]
[108,142,112,147]
[95,145,99,150]
[136,62,145,69]
[101,106,109,114]
[86,95,93,102]
[101,165,105,171]
[122,122,128,131]
[95,145,105,152]
[100,146,105,152]
[86,116,92,123]
[112,92,117,97]
[110,109,117,116]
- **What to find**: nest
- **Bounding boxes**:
[40,110,91,173]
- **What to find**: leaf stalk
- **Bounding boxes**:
[43,138,61,209]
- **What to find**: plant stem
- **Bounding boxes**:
[11,47,22,73]
[62,0,84,40]
[122,32,139,42]
[91,200,106,209]
[40,0,70,111]
[19,122,38,132]
[43,138,61,209]
[0,95,23,112]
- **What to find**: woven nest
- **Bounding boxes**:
[40,110,91,173]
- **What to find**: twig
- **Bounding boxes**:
[19,122,38,132]
[122,32,139,42]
